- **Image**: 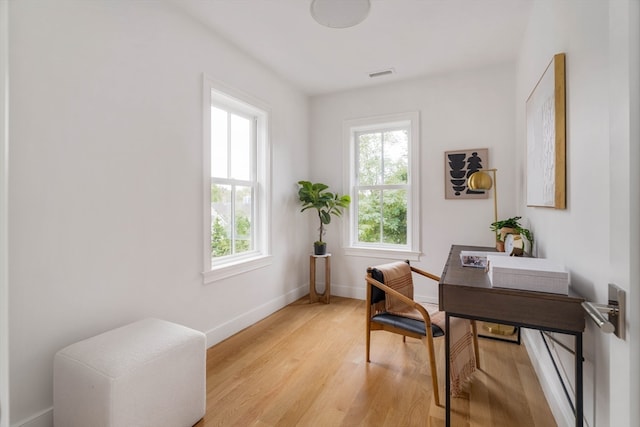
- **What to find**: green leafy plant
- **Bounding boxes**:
[490,216,522,237]
[297,180,351,244]
[490,216,534,249]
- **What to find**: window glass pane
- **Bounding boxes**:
[383,130,408,184]
[357,189,381,243]
[230,114,251,180]
[211,184,232,257]
[357,132,382,186]
[235,185,252,254]
[382,189,407,244]
[211,107,228,179]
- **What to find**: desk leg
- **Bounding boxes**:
[445,313,451,427]
[576,333,583,427]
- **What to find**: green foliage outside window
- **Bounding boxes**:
[211,184,252,258]
[211,213,251,257]
[357,190,407,245]
[235,215,251,252]
[356,129,408,245]
[211,217,231,257]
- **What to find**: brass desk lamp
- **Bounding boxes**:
[467,168,517,337]
[467,168,498,230]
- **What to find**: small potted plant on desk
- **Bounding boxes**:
[490,216,534,255]
[297,180,351,255]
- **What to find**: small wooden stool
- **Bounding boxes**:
[309,254,331,304]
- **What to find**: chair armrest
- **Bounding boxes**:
[365,276,432,326]
[410,266,440,282]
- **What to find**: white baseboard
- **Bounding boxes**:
[12,406,52,427]
[205,285,307,347]
[522,329,575,427]
[331,282,438,306]
[330,283,365,300]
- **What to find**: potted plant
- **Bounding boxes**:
[490,216,534,254]
[297,180,351,255]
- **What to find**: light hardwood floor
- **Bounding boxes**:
[195,297,556,427]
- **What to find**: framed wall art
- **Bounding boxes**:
[444,148,489,199]
[526,53,566,209]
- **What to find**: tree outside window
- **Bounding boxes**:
[355,128,409,246]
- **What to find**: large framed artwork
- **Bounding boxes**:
[526,53,566,209]
[444,148,489,199]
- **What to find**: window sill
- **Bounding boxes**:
[343,247,421,261]
[203,254,272,284]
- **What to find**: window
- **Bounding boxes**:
[203,76,271,283]
[343,112,420,260]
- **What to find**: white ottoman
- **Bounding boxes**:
[54,318,206,427]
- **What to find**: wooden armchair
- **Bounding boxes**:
[365,260,479,407]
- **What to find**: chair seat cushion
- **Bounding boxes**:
[372,313,444,337]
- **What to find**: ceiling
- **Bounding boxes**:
[170,0,534,96]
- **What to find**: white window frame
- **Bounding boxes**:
[202,75,271,283]
[343,112,421,260]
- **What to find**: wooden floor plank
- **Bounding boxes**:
[195,297,556,427]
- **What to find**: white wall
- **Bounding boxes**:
[1,1,10,425]
[309,64,518,302]
[8,1,310,425]
[516,1,639,426]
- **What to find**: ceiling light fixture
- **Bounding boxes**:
[310,0,371,29]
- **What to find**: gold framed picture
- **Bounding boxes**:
[526,53,566,209]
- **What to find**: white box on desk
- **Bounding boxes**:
[487,255,569,294]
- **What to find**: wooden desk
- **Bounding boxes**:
[439,245,585,427]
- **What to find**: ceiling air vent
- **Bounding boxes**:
[368,68,395,78]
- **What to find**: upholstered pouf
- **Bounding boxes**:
[53,318,206,427]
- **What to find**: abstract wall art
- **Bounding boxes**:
[444,148,489,199]
[526,53,566,209]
